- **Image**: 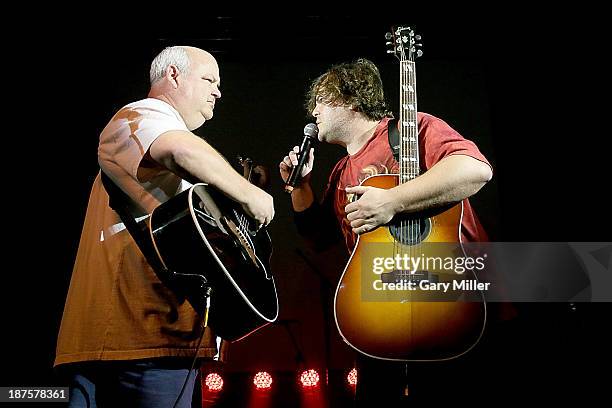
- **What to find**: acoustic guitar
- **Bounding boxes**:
[148,157,279,342]
[333,26,486,361]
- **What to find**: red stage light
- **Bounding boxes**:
[204,372,224,392]
[253,371,273,389]
[299,369,320,388]
[347,368,357,386]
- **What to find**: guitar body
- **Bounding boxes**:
[148,183,278,342]
[334,174,486,360]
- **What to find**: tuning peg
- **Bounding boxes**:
[385,32,392,40]
[415,34,421,41]
[385,41,393,46]
[416,50,423,57]
[387,50,395,54]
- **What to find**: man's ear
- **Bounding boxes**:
[165,65,180,88]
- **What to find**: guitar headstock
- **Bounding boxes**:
[237,155,270,190]
[385,26,423,62]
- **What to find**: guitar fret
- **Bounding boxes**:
[400,174,417,183]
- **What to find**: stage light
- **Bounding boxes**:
[204,372,224,392]
[347,368,357,386]
[299,369,320,388]
[253,371,273,389]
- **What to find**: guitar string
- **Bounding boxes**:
[409,57,415,285]
[405,53,416,285]
[238,162,258,256]
[408,32,416,333]
[400,37,412,288]
[398,35,405,287]
[237,161,254,234]
[401,55,407,284]
[402,36,420,287]
[409,56,421,277]
[413,45,423,282]
[397,47,403,288]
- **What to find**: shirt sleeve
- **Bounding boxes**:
[419,113,492,172]
[98,101,189,182]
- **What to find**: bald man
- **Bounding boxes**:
[55,46,274,407]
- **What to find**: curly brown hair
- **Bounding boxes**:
[306,58,392,121]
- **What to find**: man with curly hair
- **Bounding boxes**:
[279,58,492,406]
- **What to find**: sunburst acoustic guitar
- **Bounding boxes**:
[333,26,487,361]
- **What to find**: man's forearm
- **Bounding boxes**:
[291,182,315,212]
[391,155,492,214]
[151,130,257,205]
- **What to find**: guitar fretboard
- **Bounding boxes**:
[399,60,419,184]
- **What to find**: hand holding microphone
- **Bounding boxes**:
[280,123,318,193]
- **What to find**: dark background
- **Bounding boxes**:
[2,15,609,405]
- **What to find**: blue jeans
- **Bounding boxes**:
[61,359,198,408]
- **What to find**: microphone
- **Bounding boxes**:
[284,123,318,193]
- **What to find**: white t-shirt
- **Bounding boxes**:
[99,97,192,215]
[55,98,219,366]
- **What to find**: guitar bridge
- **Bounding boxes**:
[381,270,438,284]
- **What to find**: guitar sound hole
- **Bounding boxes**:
[388,218,431,245]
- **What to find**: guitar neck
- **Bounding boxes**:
[399,59,420,183]
[389,26,422,184]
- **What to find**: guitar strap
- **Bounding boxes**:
[99,171,177,284]
[388,117,400,162]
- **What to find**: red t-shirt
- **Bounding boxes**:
[324,113,491,251]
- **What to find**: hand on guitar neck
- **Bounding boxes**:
[233,156,274,228]
[239,155,271,190]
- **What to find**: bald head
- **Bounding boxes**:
[148,46,221,130]
[150,46,215,85]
